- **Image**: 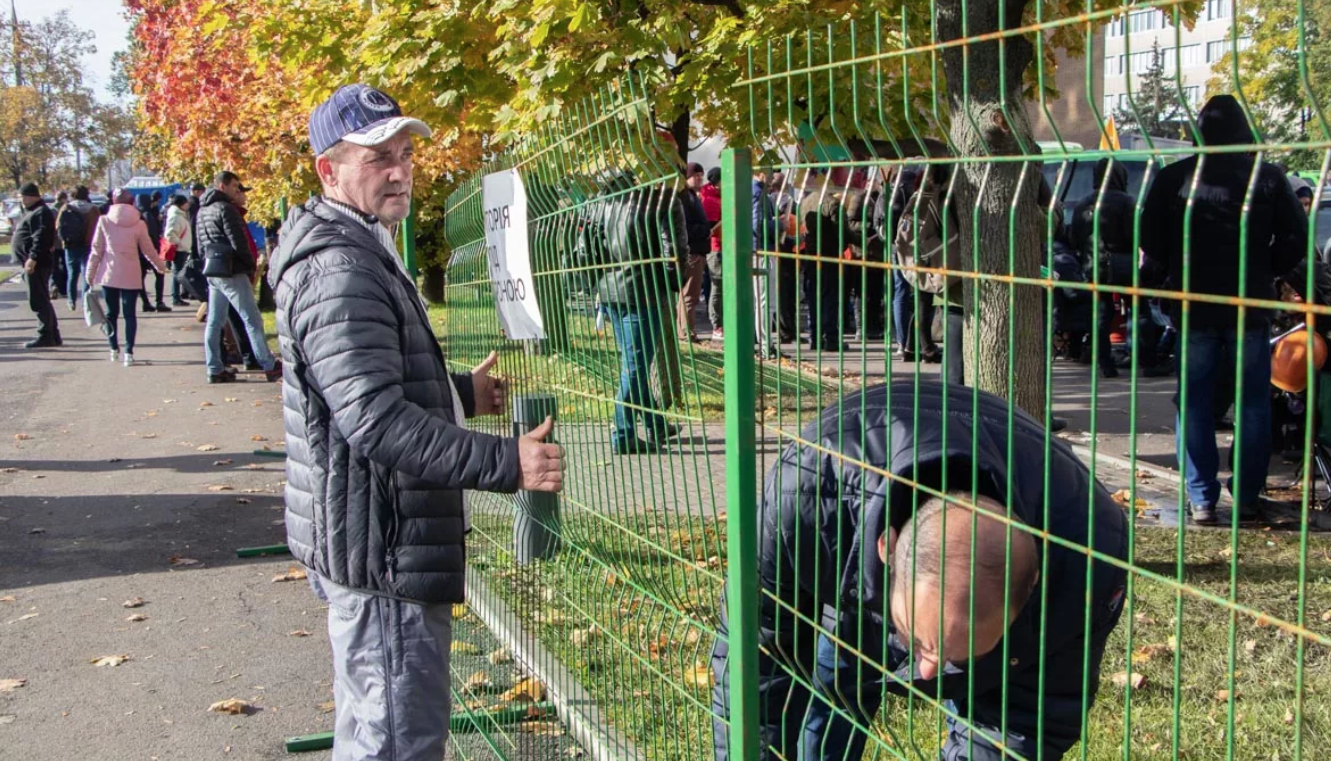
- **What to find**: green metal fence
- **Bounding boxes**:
[440,3,1331,760]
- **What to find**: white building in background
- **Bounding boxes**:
[1101,2,1248,119]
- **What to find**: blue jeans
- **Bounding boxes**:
[65,246,89,307]
[204,274,276,376]
[102,286,139,353]
[605,305,665,443]
[1175,326,1272,508]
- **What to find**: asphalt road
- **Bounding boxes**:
[0,269,574,761]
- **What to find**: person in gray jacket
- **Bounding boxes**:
[269,84,566,761]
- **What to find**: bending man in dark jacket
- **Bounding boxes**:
[196,170,280,383]
[270,84,565,761]
[1140,94,1309,525]
[711,381,1128,761]
[13,182,60,348]
[1071,158,1137,379]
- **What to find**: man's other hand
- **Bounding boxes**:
[517,416,564,492]
[23,258,36,275]
[471,351,507,416]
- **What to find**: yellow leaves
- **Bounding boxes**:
[1111,671,1146,690]
[464,672,493,691]
[685,661,714,690]
[502,678,545,703]
[271,566,307,583]
[14,433,31,441]
[208,698,255,715]
[452,640,481,656]
[1110,489,1150,511]
[488,648,513,665]
[91,655,130,668]
[1130,642,1175,664]
[452,604,470,619]
[0,678,25,692]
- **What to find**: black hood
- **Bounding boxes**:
[199,187,234,208]
[1198,94,1255,146]
[1093,158,1129,194]
[134,194,152,212]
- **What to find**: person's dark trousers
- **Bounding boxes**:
[776,244,799,341]
[856,259,886,339]
[65,246,90,310]
[605,304,666,444]
[102,286,139,354]
[944,306,965,385]
[891,264,914,348]
[51,251,67,299]
[801,256,839,348]
[901,288,937,355]
[705,250,724,333]
[1175,325,1272,510]
[26,266,60,341]
[1095,294,1117,375]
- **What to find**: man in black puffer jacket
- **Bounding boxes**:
[270,84,564,761]
[1141,94,1308,525]
[710,381,1128,761]
[1072,158,1137,379]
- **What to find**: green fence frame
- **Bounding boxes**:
[440,3,1331,759]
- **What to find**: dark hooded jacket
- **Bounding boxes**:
[195,187,255,277]
[720,381,1128,760]
[1072,158,1137,267]
[680,186,712,258]
[1141,95,1309,327]
[268,198,520,604]
[577,179,688,309]
[134,194,162,252]
[12,198,55,270]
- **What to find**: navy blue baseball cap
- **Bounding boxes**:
[308,84,432,156]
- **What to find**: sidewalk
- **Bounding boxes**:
[0,271,575,760]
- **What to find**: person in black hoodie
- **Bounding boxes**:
[1141,94,1309,525]
[135,193,171,312]
[13,182,61,348]
[1072,158,1138,379]
[676,162,712,342]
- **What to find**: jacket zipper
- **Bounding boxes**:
[385,471,402,583]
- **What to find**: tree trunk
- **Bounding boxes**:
[422,262,446,303]
[937,0,1047,420]
[669,108,691,163]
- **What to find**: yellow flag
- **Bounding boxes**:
[1100,115,1121,151]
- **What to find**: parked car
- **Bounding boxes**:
[1,197,22,246]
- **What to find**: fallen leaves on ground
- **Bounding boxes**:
[90,655,129,667]
[0,596,14,603]
[199,402,214,408]
[14,434,31,441]
[0,468,19,474]
[1131,643,1174,664]
[0,678,25,692]
[208,699,255,715]
[169,556,200,567]
[251,435,268,442]
[207,485,234,492]
[487,648,512,666]
[224,398,239,403]
[569,627,598,646]
[139,433,158,440]
[271,567,307,583]
[1110,489,1150,510]
[236,498,252,505]
[519,721,564,736]
[288,629,310,638]
[452,641,481,656]
[1216,689,1238,701]
[1320,609,1331,623]
[318,700,335,714]
[9,613,38,623]
[126,614,148,623]
[464,672,493,691]
[502,678,545,703]
[1284,708,1296,725]
[122,598,145,609]
[1111,671,1147,689]
[213,459,233,467]
[685,661,714,690]
[196,444,219,452]
[452,604,469,619]
[1244,639,1258,655]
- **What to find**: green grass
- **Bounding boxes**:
[467,504,1331,761]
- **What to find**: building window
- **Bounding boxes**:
[1179,44,1203,67]
[1105,55,1122,77]
[1105,95,1118,114]
[1206,0,1230,21]
[1129,51,1155,74]
[1206,40,1227,62]
[1129,10,1159,33]
[1184,86,1202,105]
[1108,18,1125,37]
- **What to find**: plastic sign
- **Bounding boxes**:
[482,169,545,340]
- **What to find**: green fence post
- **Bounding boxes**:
[401,197,419,279]
[511,393,561,564]
[722,147,759,761]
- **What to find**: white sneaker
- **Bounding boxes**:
[123,353,134,367]
[109,349,118,362]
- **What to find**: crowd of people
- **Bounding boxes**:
[10,174,281,380]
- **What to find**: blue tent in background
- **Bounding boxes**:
[124,182,184,216]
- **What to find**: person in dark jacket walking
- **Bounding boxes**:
[135,192,171,312]
[710,381,1128,761]
[270,84,564,761]
[58,186,101,312]
[197,170,279,383]
[1141,94,1309,525]
[1072,158,1137,379]
[13,182,61,348]
[677,162,712,342]
[579,171,689,454]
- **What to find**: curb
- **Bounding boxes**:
[464,566,647,761]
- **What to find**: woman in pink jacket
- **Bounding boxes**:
[87,189,167,367]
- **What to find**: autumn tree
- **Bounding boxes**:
[1207,0,1330,171]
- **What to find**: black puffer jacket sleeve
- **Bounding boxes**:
[291,264,519,491]
[219,203,254,276]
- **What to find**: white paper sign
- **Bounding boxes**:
[482,168,545,340]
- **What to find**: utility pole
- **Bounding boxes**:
[10,0,22,87]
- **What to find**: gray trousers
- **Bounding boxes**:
[309,573,454,761]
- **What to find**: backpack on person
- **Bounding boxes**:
[894,187,959,294]
[57,206,87,248]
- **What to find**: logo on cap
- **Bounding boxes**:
[359,88,397,113]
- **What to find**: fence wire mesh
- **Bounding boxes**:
[440,3,1331,760]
